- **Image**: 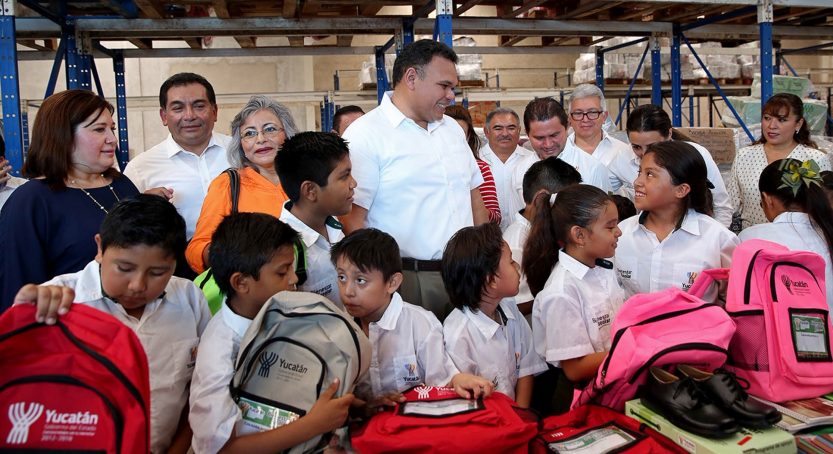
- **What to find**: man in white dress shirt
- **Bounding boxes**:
[124,73,232,278]
[511,97,611,205]
[479,107,535,231]
[342,39,488,320]
[565,84,635,198]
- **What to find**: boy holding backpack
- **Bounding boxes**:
[188,213,354,453]
[12,194,211,454]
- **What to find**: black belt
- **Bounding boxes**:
[401,258,442,272]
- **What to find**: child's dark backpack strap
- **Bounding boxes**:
[225,168,241,214]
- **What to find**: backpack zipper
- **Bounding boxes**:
[743,249,764,305]
[0,374,124,453]
[599,303,720,387]
[628,343,728,384]
[768,261,822,302]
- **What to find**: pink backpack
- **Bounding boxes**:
[573,287,736,412]
[690,239,833,402]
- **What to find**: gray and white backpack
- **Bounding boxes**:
[231,290,370,453]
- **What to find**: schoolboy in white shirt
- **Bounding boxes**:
[276,132,356,307]
[503,157,582,315]
[330,228,494,409]
[441,223,547,407]
[13,195,211,454]
[188,213,353,453]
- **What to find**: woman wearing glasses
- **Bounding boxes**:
[186,95,298,273]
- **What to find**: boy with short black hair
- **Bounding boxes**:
[441,223,547,407]
[276,131,355,307]
[13,194,210,454]
[189,212,353,453]
[330,228,493,408]
[503,157,582,314]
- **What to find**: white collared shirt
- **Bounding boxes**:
[189,301,252,454]
[533,250,624,368]
[124,132,232,238]
[615,209,739,303]
[510,145,612,207]
[0,176,27,212]
[359,292,458,398]
[739,211,833,309]
[443,299,547,399]
[44,260,211,454]
[564,132,634,195]
[729,143,832,229]
[278,202,344,307]
[479,143,535,231]
[503,211,533,304]
[342,92,483,260]
[608,141,734,227]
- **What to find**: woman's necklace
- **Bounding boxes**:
[70,175,121,214]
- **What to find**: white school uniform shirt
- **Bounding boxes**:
[443,299,547,400]
[479,143,535,231]
[278,201,344,307]
[728,143,832,229]
[532,250,624,368]
[511,146,612,207]
[189,301,251,454]
[124,132,232,239]
[607,141,734,227]
[615,210,739,303]
[563,132,634,196]
[44,260,211,454]
[343,92,483,260]
[502,211,533,304]
[359,292,458,398]
[739,211,833,310]
[0,176,26,212]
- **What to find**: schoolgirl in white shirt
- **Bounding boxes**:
[441,223,547,407]
[615,141,739,303]
[523,184,625,383]
[739,158,833,309]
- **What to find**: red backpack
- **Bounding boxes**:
[532,404,687,453]
[351,386,538,453]
[0,304,151,453]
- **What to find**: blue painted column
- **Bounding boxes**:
[650,37,662,106]
[434,0,453,47]
[0,0,22,175]
[759,0,774,106]
[670,24,682,127]
[64,22,92,91]
[113,51,130,170]
[374,46,389,105]
[595,48,605,91]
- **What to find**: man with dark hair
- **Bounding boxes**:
[342,39,488,320]
[124,72,232,279]
[332,105,365,136]
[511,97,611,206]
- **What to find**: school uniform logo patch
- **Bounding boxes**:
[682,271,698,291]
[403,363,420,384]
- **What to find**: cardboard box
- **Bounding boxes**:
[677,127,737,165]
[625,400,795,454]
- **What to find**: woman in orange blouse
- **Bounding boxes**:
[186,95,298,273]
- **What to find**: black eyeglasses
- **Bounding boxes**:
[570,110,603,120]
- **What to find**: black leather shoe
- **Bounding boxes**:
[641,367,739,438]
[677,365,782,429]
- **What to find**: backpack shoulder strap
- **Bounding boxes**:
[225,168,241,214]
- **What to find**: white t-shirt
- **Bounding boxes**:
[443,299,547,399]
[739,211,833,309]
[479,143,535,231]
[343,92,483,260]
[728,143,832,229]
[358,292,458,398]
[189,301,251,454]
[511,145,612,207]
[607,141,734,227]
[124,132,232,238]
[615,210,739,303]
[0,176,27,212]
[278,202,344,307]
[45,260,211,454]
[563,132,634,195]
[502,211,533,305]
[533,250,624,368]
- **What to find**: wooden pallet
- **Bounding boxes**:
[458,79,486,87]
[361,82,377,91]
[696,77,748,86]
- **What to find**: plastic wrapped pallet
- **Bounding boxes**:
[573,63,627,84]
[693,61,741,79]
[750,74,811,98]
[575,53,595,72]
[453,36,483,81]
[358,55,393,88]
[720,96,829,135]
